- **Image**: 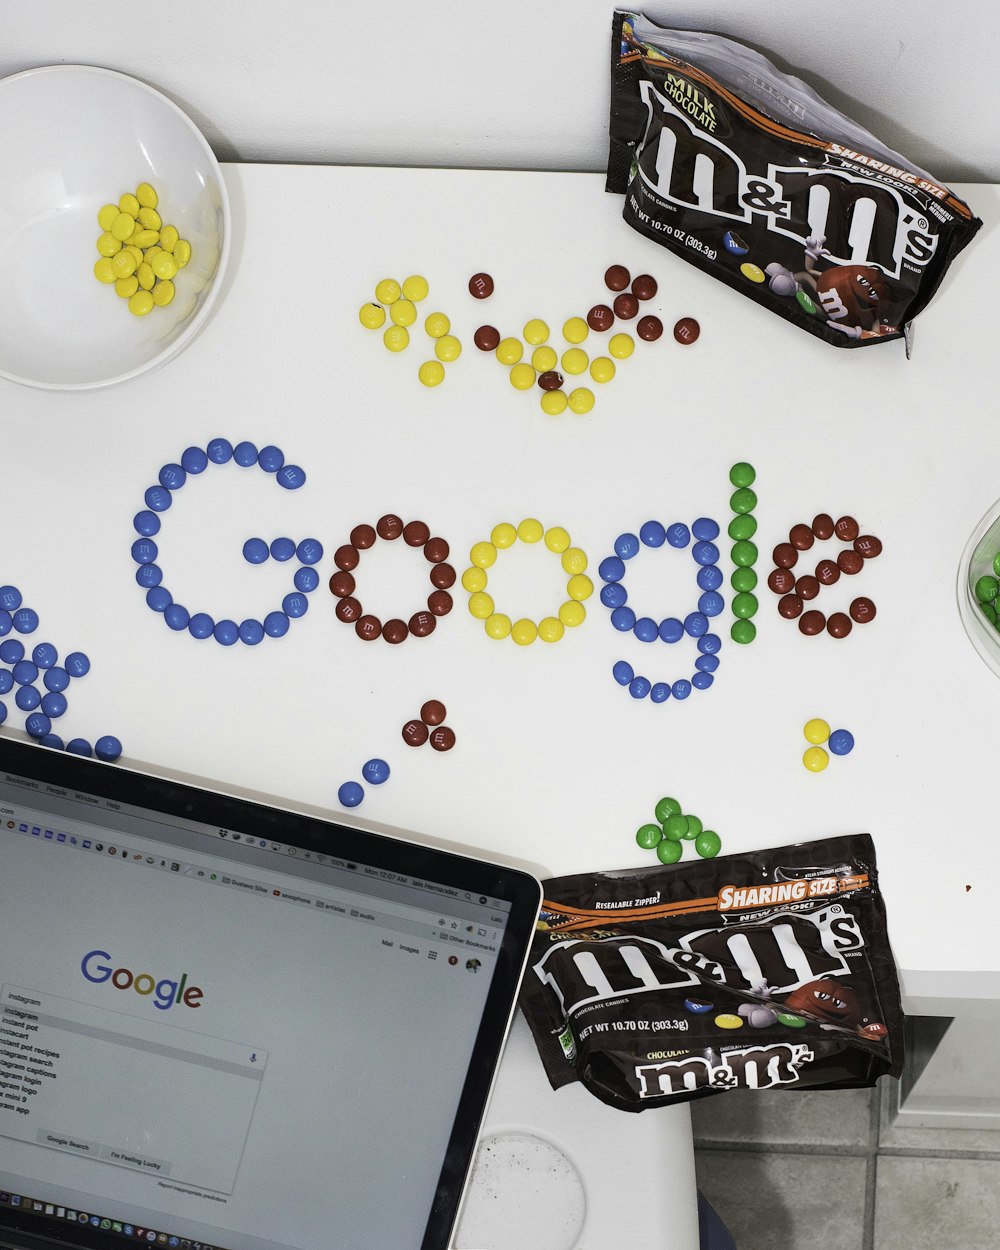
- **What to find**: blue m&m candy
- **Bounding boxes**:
[270,537,296,562]
[0,586,22,611]
[207,437,234,464]
[181,446,209,474]
[233,440,259,467]
[338,781,364,808]
[362,759,390,785]
[95,736,124,762]
[276,464,306,490]
[257,445,285,472]
[829,728,855,756]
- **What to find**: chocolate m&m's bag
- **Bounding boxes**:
[606,11,981,349]
[519,834,903,1111]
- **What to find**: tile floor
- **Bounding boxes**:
[691,1077,1000,1250]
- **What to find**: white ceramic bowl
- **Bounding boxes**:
[0,65,230,390]
[957,497,1000,677]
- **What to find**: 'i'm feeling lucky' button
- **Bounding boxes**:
[100,1145,170,1175]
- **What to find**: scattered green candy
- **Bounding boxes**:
[731,567,757,593]
[636,823,662,850]
[729,462,756,488]
[985,603,999,625]
[732,591,758,619]
[731,539,758,567]
[731,619,756,645]
[683,814,702,839]
[728,514,757,541]
[695,830,722,858]
[975,575,999,603]
[656,838,683,865]
[730,487,757,514]
[663,812,688,841]
[993,552,1000,578]
[654,796,681,822]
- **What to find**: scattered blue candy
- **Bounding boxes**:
[695,654,720,673]
[683,612,709,637]
[362,759,390,785]
[692,517,720,541]
[692,671,714,690]
[25,712,51,738]
[15,686,41,711]
[238,619,265,646]
[181,446,209,474]
[207,437,234,464]
[39,733,63,749]
[12,660,38,686]
[276,464,306,490]
[44,667,69,693]
[214,619,239,646]
[698,591,725,617]
[0,701,6,724]
[41,691,67,718]
[188,612,215,640]
[158,463,186,491]
[612,660,634,686]
[0,586,22,611]
[629,675,652,699]
[270,537,296,562]
[614,532,640,560]
[131,538,158,564]
[283,593,308,618]
[13,609,38,634]
[671,680,692,700]
[697,565,724,592]
[610,606,636,632]
[698,633,722,655]
[294,567,319,593]
[600,581,628,609]
[650,682,671,703]
[296,539,323,566]
[136,563,163,588]
[658,617,683,644]
[66,738,93,757]
[263,611,290,637]
[0,671,11,695]
[243,537,270,565]
[338,781,364,808]
[633,616,658,643]
[0,611,10,636]
[133,510,161,537]
[257,445,284,473]
[32,642,57,668]
[692,541,720,566]
[829,728,855,756]
[666,523,690,548]
[639,520,666,548]
[233,440,258,467]
[146,587,172,613]
[95,735,123,763]
[0,639,24,664]
[599,556,626,583]
[164,604,190,632]
[144,485,172,512]
[65,651,90,678]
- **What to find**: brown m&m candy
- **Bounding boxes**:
[631,273,657,300]
[355,614,382,641]
[798,609,826,636]
[429,725,456,753]
[427,590,453,616]
[376,513,404,540]
[815,559,840,586]
[382,618,409,644]
[773,542,798,569]
[420,699,447,726]
[673,317,700,344]
[778,593,803,619]
[637,315,663,341]
[587,304,615,332]
[768,568,796,595]
[329,570,356,598]
[402,719,429,747]
[469,272,494,299]
[538,370,564,391]
[837,550,864,575]
[474,325,501,352]
[812,513,835,540]
[613,292,639,320]
[855,534,882,560]
[827,612,853,639]
[334,544,360,571]
[834,515,860,541]
[850,597,877,624]
[335,596,362,623]
[604,264,631,291]
[408,611,436,637]
[403,520,430,547]
[424,536,450,563]
[795,575,820,601]
[789,524,814,551]
[430,562,456,589]
[350,523,377,550]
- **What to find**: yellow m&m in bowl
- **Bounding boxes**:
[0,65,230,389]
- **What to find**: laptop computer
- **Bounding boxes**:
[0,738,542,1250]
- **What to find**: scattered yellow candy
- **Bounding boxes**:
[567,573,594,602]
[561,348,589,374]
[462,566,488,593]
[383,325,409,352]
[424,311,450,338]
[484,613,512,640]
[136,262,155,291]
[511,618,538,646]
[523,318,549,345]
[491,522,517,549]
[538,616,565,644]
[590,357,616,384]
[803,747,829,773]
[132,229,159,249]
[96,231,122,257]
[544,527,571,554]
[435,334,462,363]
[97,203,119,231]
[541,391,568,416]
[115,275,139,298]
[160,224,179,253]
[560,547,587,575]
[173,239,191,268]
[151,252,178,280]
[137,206,161,231]
[418,359,445,387]
[135,182,157,208]
[151,279,175,307]
[390,298,417,327]
[517,518,544,544]
[559,600,586,628]
[468,591,495,620]
[609,333,634,359]
[110,211,135,241]
[375,278,401,304]
[803,718,831,744]
[509,362,535,390]
[470,541,497,569]
[93,257,116,284]
[496,337,523,365]
[402,274,429,302]
[111,249,137,279]
[531,345,557,373]
[128,290,154,316]
[568,387,594,414]
[119,192,140,217]
[359,302,386,329]
[124,244,143,267]
[563,316,589,344]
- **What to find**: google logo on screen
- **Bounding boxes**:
[80,950,204,1010]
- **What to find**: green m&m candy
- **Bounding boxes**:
[730,487,757,514]
[731,567,757,593]
[654,796,681,822]
[695,830,722,858]
[636,823,662,850]
[729,462,755,488]
[975,575,999,603]
[731,540,758,567]
[663,812,688,841]
[728,514,757,541]
[656,838,683,865]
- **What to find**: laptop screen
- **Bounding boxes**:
[0,740,541,1250]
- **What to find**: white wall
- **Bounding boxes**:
[2,1,995,183]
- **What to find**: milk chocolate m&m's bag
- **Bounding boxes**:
[607,11,981,348]
[519,834,903,1111]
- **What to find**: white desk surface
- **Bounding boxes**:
[2,164,997,1016]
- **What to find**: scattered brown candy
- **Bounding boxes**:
[376,514,404,541]
[815,559,840,586]
[789,523,814,551]
[420,699,447,726]
[403,520,430,547]
[469,272,494,299]
[613,292,639,320]
[328,570,356,598]
[350,524,377,550]
[430,562,456,589]
[837,550,864,575]
[474,324,501,351]
[768,568,796,594]
[798,610,826,636]
[402,719,429,747]
[538,370,564,391]
[429,726,457,753]
[637,315,663,341]
[587,304,615,332]
[850,597,877,624]
[827,612,853,638]
[334,544,360,571]
[834,515,860,541]
[355,615,382,641]
[631,273,657,300]
[673,317,700,345]
[795,575,820,601]
[427,590,453,616]
[335,597,362,623]
[854,534,882,560]
[773,542,798,569]
[382,618,409,644]
[778,593,803,619]
[408,611,436,637]
[604,264,631,291]
[812,513,835,540]
[424,536,450,563]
